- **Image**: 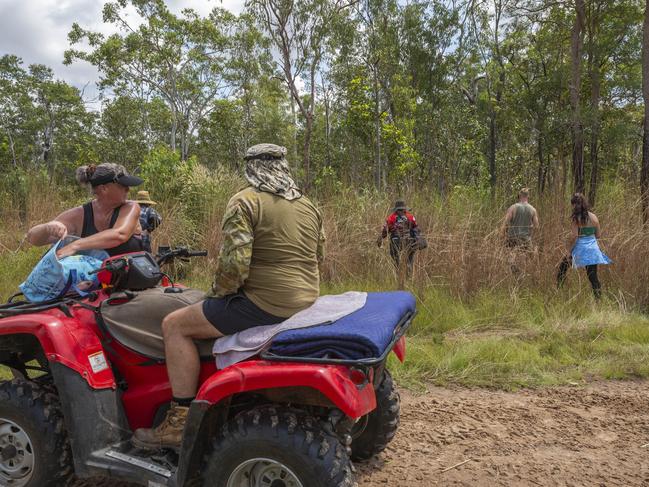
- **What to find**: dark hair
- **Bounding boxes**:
[571,193,590,225]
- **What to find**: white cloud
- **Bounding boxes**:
[0,0,245,105]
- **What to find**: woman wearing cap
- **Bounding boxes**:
[27,163,144,258]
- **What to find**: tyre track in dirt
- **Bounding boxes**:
[72,380,649,486]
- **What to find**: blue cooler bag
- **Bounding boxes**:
[19,237,109,302]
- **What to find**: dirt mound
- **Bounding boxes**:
[71,380,649,486]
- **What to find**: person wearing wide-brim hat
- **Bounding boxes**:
[377,199,424,278]
[136,190,157,206]
[136,190,162,253]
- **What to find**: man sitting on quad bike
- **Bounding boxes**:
[27,163,145,258]
[133,143,326,449]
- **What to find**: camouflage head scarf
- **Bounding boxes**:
[244,143,302,201]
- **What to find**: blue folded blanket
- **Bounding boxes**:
[268,291,416,360]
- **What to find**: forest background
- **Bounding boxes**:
[2,0,649,388]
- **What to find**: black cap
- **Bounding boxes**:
[90,170,143,188]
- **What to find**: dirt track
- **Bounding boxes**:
[357,380,649,486]
[73,380,649,486]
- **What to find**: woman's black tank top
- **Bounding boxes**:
[81,202,144,257]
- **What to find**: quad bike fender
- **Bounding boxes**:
[195,360,377,419]
[174,362,376,487]
[0,312,116,389]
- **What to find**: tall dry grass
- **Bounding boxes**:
[0,170,647,309]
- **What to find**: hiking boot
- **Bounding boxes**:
[132,403,188,449]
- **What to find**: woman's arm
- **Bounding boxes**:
[590,212,602,239]
[27,207,81,246]
[56,202,141,258]
[568,220,579,252]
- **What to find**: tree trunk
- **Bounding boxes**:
[588,65,601,207]
[536,122,546,194]
[290,97,298,171]
[8,132,17,168]
[324,90,331,168]
[303,112,313,189]
[642,0,649,223]
[488,109,497,196]
[373,68,382,189]
[170,112,177,153]
[180,124,189,161]
[570,0,586,194]
[587,4,601,207]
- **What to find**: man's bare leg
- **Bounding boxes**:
[132,300,222,449]
[161,301,223,397]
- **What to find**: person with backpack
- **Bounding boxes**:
[377,200,422,277]
[136,190,162,253]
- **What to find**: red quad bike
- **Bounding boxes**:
[0,248,415,487]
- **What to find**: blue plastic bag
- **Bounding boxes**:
[19,237,109,302]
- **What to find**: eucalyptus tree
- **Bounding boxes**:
[582,0,642,205]
[247,0,356,186]
[0,56,94,176]
[0,55,30,168]
[459,0,516,196]
[65,0,240,160]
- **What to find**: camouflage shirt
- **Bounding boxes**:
[210,187,325,317]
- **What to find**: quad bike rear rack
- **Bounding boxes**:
[259,310,416,367]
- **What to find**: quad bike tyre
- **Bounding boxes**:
[202,405,354,487]
[350,369,400,461]
[0,379,73,486]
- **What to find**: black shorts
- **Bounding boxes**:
[202,292,284,335]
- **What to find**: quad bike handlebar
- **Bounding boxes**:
[156,246,208,266]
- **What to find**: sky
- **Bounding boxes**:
[0,0,245,101]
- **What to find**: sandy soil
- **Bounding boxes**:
[73,380,649,486]
[357,380,649,486]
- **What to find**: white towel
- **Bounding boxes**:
[212,291,367,369]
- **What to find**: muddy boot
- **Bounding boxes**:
[132,403,188,450]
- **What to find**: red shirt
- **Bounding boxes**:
[382,211,417,238]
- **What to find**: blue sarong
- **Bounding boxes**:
[572,236,612,268]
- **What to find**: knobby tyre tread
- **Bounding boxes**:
[201,405,355,487]
[0,378,74,486]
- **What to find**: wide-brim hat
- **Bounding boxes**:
[135,190,157,205]
[393,200,407,211]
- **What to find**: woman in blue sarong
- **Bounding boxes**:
[557,193,612,299]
